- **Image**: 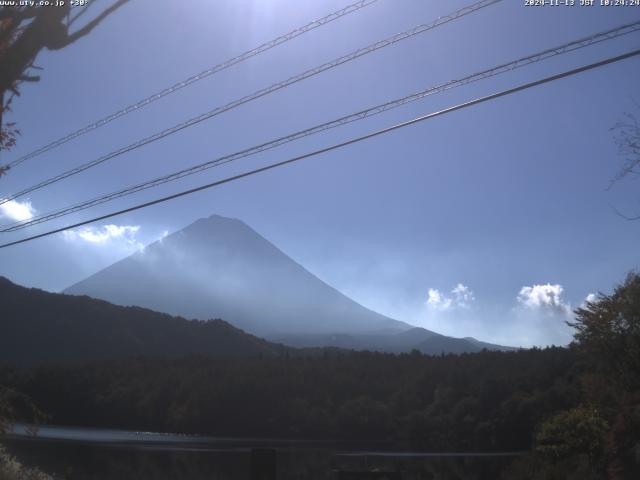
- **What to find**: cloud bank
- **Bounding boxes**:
[419,282,581,348]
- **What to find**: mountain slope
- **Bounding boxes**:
[64,215,411,337]
[415,336,482,355]
[274,328,515,353]
[0,276,287,366]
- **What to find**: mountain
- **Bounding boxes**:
[64,215,411,338]
[274,328,515,354]
[0,276,288,366]
[415,336,481,355]
[462,336,517,352]
[272,328,437,351]
[63,214,514,353]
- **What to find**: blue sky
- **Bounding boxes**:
[1,0,639,347]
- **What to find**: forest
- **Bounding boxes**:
[1,273,639,479]
[0,348,577,448]
[0,276,291,366]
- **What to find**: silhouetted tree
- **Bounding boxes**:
[0,1,130,175]
[0,387,12,436]
[0,384,45,436]
[570,272,640,392]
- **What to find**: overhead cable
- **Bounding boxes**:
[1,47,638,249]
[0,0,502,205]
[2,0,379,170]
[4,19,638,233]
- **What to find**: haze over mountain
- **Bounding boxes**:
[0,276,288,366]
[64,214,513,352]
[274,327,514,354]
[65,215,410,336]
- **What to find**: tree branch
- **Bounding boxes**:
[67,0,101,28]
[56,0,129,49]
[610,203,640,221]
[0,7,38,22]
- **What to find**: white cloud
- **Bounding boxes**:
[511,283,574,347]
[517,283,571,316]
[0,199,36,221]
[426,283,475,311]
[427,288,452,311]
[578,292,598,309]
[63,224,143,250]
[452,283,475,308]
[418,283,479,339]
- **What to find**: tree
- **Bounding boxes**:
[610,102,640,219]
[0,1,130,441]
[0,1,130,176]
[0,385,45,436]
[0,387,13,436]
[568,273,640,477]
[569,272,640,392]
[0,387,50,480]
[535,407,609,464]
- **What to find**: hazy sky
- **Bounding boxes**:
[1,0,639,347]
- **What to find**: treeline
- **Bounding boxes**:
[0,347,578,452]
[1,273,639,479]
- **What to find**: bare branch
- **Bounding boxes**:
[58,0,129,48]
[610,203,640,221]
[0,0,129,166]
[609,101,640,189]
[67,0,101,28]
[18,74,40,82]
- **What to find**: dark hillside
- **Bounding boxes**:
[0,276,288,366]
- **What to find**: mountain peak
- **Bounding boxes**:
[208,213,238,221]
[186,214,247,232]
[205,213,243,224]
[65,215,411,337]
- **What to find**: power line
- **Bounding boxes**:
[2,0,379,170]
[0,0,502,206]
[4,20,639,233]
[1,47,638,250]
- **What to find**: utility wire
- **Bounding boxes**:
[1,0,379,170]
[3,20,639,233]
[0,0,502,206]
[1,48,638,250]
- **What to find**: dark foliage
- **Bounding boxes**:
[0,347,579,453]
[0,1,129,95]
[506,273,640,479]
[0,276,289,366]
[570,273,640,392]
[1,274,639,479]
